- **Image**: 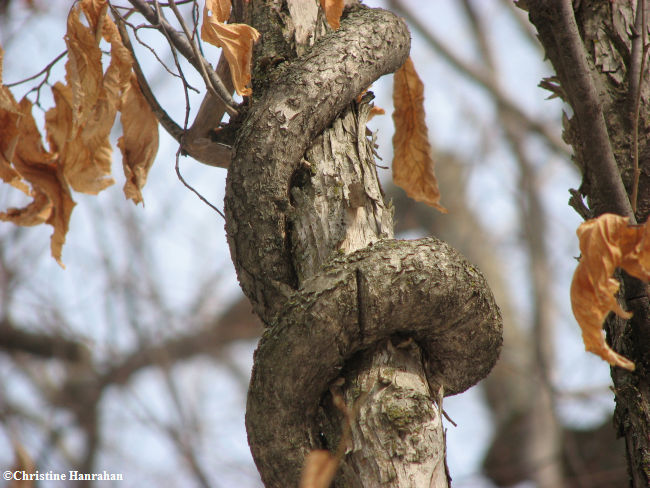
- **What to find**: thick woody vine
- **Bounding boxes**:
[224,6,502,487]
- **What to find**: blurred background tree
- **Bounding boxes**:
[0,1,626,486]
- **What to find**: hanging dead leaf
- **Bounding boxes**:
[49,2,133,195]
[299,450,339,488]
[569,213,650,371]
[201,1,260,96]
[45,82,114,195]
[392,57,446,213]
[205,0,231,23]
[0,98,75,267]
[118,74,159,205]
[65,5,104,131]
[52,6,118,194]
[0,46,21,114]
[84,0,133,102]
[80,0,109,32]
[0,63,30,195]
[320,0,344,30]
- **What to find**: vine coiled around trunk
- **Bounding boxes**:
[224,6,502,487]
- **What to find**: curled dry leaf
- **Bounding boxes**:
[299,450,339,488]
[570,213,650,371]
[56,3,134,195]
[0,0,159,265]
[0,51,30,195]
[0,98,75,267]
[319,0,344,30]
[392,57,446,213]
[205,0,231,23]
[201,0,260,96]
[118,74,159,205]
[65,4,104,133]
[45,81,114,195]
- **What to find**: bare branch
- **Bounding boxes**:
[114,12,185,142]
[126,0,238,115]
[0,318,88,362]
[528,0,633,218]
[167,0,223,110]
[115,4,232,167]
[98,297,261,389]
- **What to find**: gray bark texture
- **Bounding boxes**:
[224,2,503,487]
[526,1,650,486]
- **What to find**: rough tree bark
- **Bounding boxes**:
[526,1,650,486]
[223,2,502,487]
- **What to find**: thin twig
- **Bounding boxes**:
[132,22,197,86]
[629,0,646,117]
[5,50,67,87]
[166,0,224,104]
[151,0,227,209]
[116,5,232,167]
[114,9,186,142]
[126,0,238,115]
[151,0,195,6]
[153,0,192,128]
[175,148,226,218]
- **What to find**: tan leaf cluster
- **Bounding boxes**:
[0,93,75,267]
[570,213,650,371]
[118,74,159,205]
[201,0,260,96]
[299,450,339,488]
[320,0,344,30]
[53,2,133,194]
[0,0,159,264]
[392,57,446,213]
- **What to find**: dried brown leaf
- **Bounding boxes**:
[118,74,159,205]
[569,213,650,371]
[46,82,115,195]
[0,46,21,114]
[80,0,109,30]
[65,5,103,131]
[0,65,30,194]
[392,57,446,213]
[53,2,134,195]
[0,98,75,266]
[299,450,339,488]
[201,2,260,96]
[205,0,231,23]
[319,0,344,30]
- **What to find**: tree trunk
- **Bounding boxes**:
[224,2,501,487]
[527,1,650,486]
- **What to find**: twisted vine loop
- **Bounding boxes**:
[224,7,502,487]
